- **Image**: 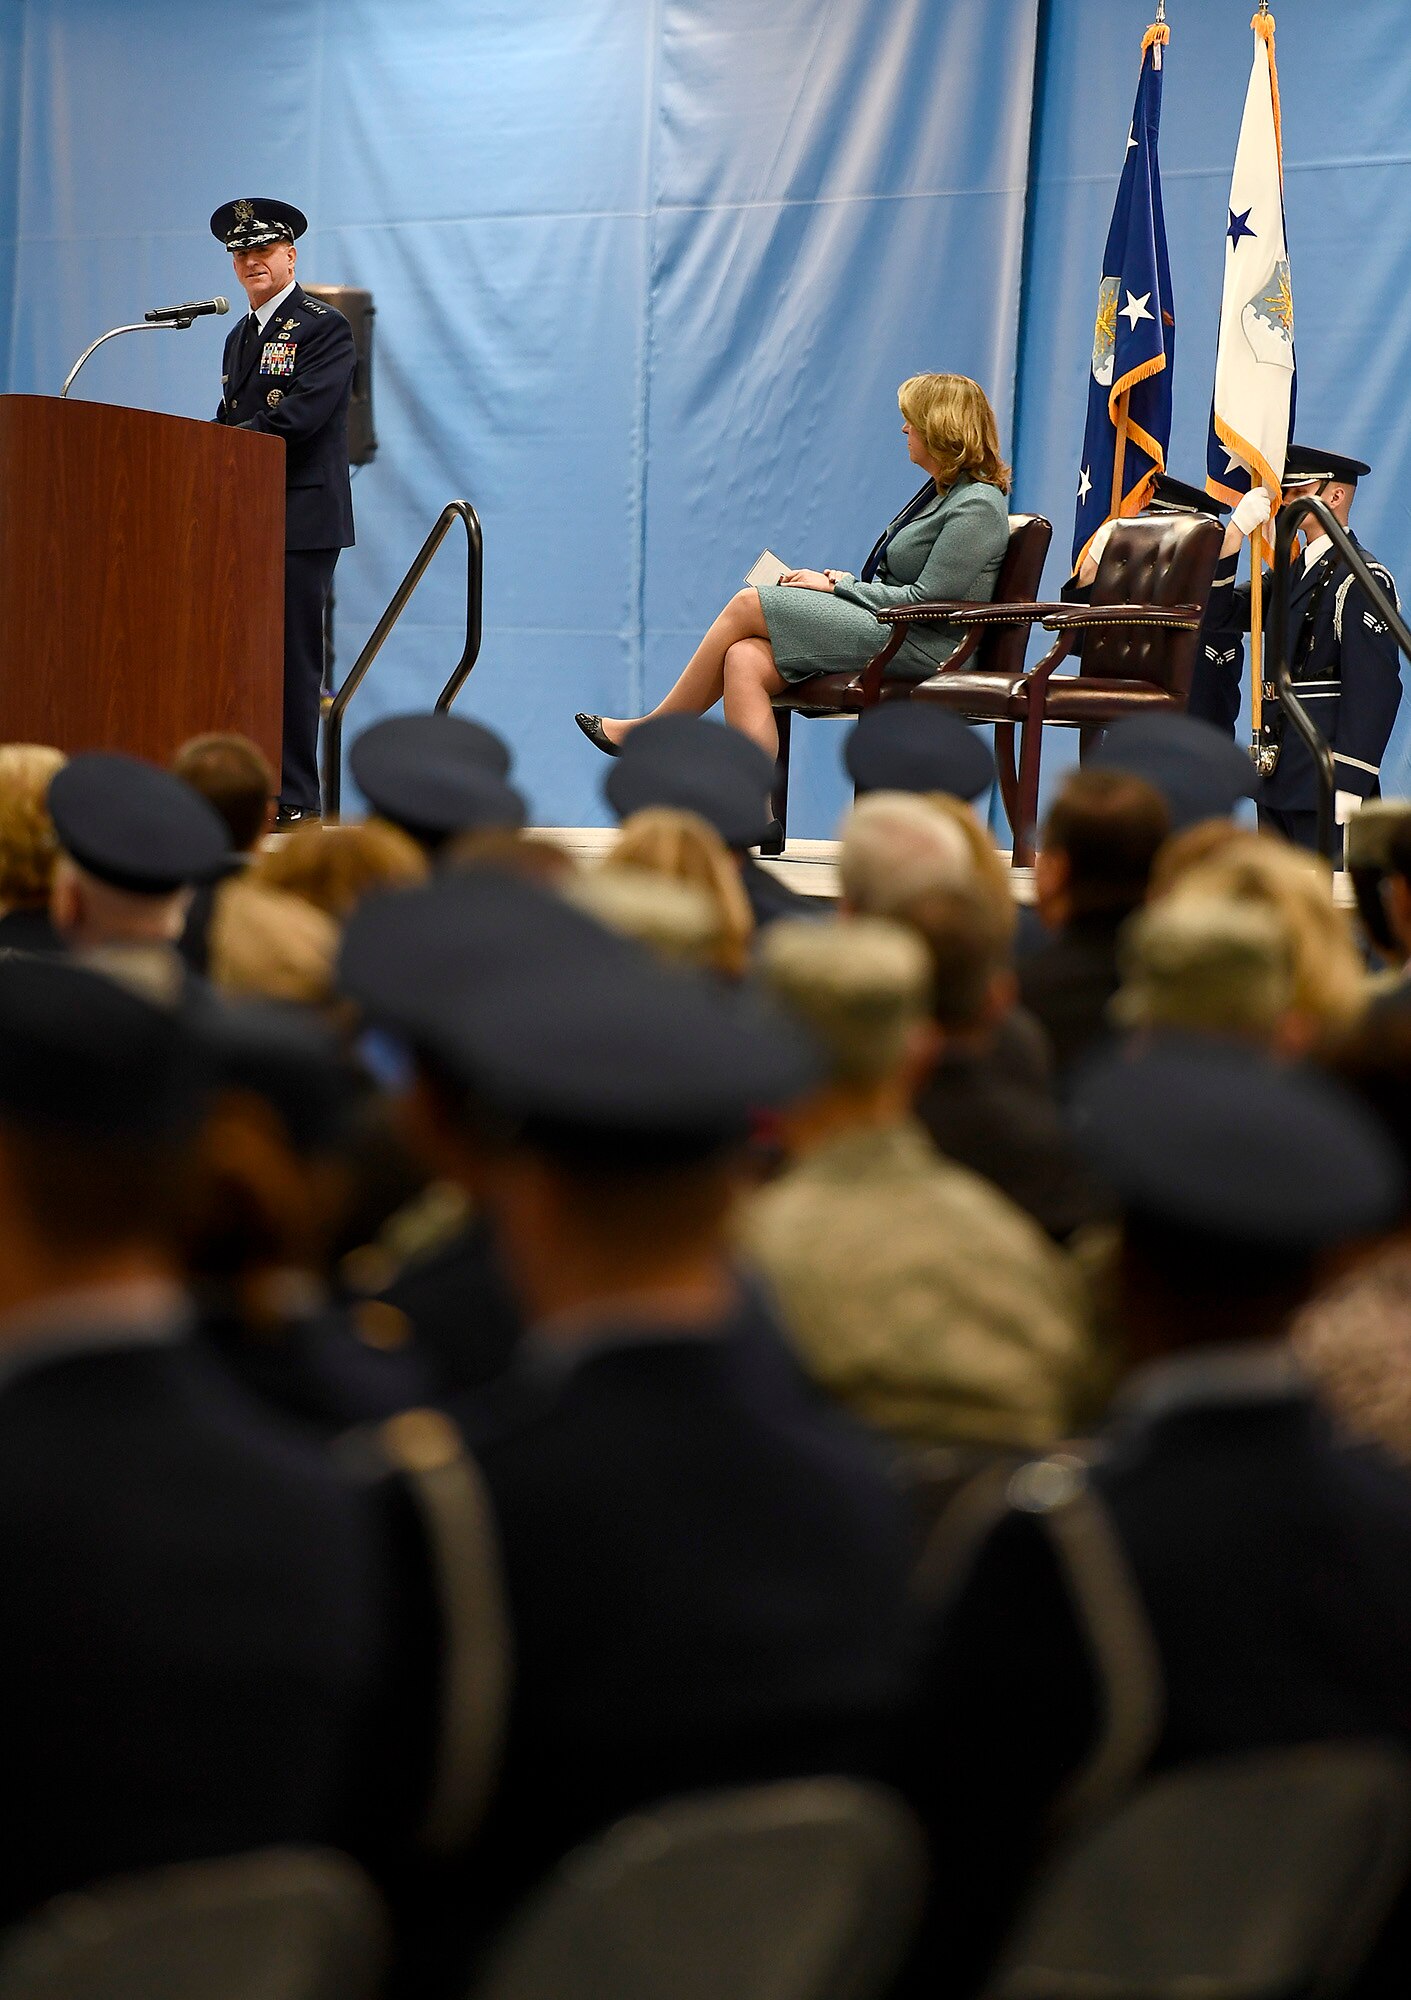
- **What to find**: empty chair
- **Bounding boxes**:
[984,1743,1411,2000]
[0,1849,387,2000]
[473,1779,927,2000]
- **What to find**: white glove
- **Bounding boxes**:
[1230,487,1273,537]
[1335,790,1363,828]
[1086,518,1116,566]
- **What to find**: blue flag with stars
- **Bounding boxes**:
[1072,22,1176,568]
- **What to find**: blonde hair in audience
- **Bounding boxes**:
[611,808,754,978]
[208,877,339,1006]
[570,866,732,976]
[838,792,974,920]
[1147,817,1254,900]
[1163,833,1367,1031]
[897,374,1011,494]
[252,819,427,920]
[0,744,66,909]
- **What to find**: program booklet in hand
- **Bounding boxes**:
[744,550,791,588]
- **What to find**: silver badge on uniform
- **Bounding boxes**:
[267,388,284,408]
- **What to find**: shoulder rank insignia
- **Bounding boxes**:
[304,299,327,315]
[267,388,284,408]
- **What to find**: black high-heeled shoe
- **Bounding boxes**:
[575,713,622,757]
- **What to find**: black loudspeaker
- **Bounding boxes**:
[302,284,377,466]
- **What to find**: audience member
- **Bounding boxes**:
[171,732,277,972]
[0,956,425,1925]
[918,1040,1410,1994]
[901,883,1106,1241]
[610,806,755,976]
[441,827,576,883]
[569,865,738,976]
[837,791,974,918]
[48,751,230,1007]
[339,870,917,1947]
[0,743,66,953]
[844,702,995,805]
[1145,814,1254,898]
[1019,768,1170,1075]
[1365,813,1411,1007]
[1087,711,1260,832]
[253,817,428,919]
[207,875,339,1006]
[741,916,1094,1449]
[1158,832,1367,1034]
[1111,895,1299,1047]
[605,713,814,926]
[349,711,523,856]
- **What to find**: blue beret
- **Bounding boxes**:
[1070,1039,1406,1249]
[0,955,207,1138]
[844,704,995,801]
[49,752,230,893]
[1089,714,1259,830]
[338,870,818,1148]
[349,711,522,842]
[605,716,775,850]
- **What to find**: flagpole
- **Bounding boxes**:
[1110,392,1130,516]
[1250,518,1266,742]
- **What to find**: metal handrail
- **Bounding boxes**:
[1267,496,1411,859]
[321,500,484,818]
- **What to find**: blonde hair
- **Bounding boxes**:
[0,744,66,908]
[897,374,1011,494]
[208,876,338,1005]
[1163,835,1368,1030]
[252,819,427,920]
[611,809,754,978]
[569,866,729,975]
[1147,817,1252,900]
[839,793,974,919]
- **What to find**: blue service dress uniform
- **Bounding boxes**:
[1198,535,1403,847]
[216,282,356,812]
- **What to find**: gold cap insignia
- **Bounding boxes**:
[234,198,255,224]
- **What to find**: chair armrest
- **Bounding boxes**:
[1042,603,1203,632]
[874,599,1068,628]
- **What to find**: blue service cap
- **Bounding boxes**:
[1070,1038,1406,1250]
[338,868,819,1149]
[605,715,775,850]
[49,752,231,894]
[1284,444,1371,486]
[210,197,308,252]
[0,954,209,1139]
[1089,713,1259,831]
[844,703,995,802]
[1148,475,1229,521]
[200,999,363,1155]
[349,711,521,843]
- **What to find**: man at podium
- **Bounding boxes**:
[211,197,355,826]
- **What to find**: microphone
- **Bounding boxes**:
[143,297,230,325]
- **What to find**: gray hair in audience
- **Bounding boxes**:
[838,792,974,918]
[757,915,933,1086]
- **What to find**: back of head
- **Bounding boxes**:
[839,792,974,918]
[1113,894,1296,1042]
[252,819,427,919]
[568,865,731,975]
[1166,835,1367,1030]
[1148,816,1251,899]
[0,743,66,909]
[1040,768,1170,918]
[171,733,275,853]
[758,915,933,1087]
[921,794,1017,942]
[443,827,577,884]
[611,807,754,976]
[208,876,339,1005]
[893,882,1012,1032]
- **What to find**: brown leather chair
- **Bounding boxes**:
[765,513,1054,849]
[879,513,1224,864]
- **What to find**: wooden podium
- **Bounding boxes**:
[0,395,285,769]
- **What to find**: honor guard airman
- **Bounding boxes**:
[1201,445,1402,853]
[211,198,356,825]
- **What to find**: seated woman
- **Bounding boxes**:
[576,372,1012,761]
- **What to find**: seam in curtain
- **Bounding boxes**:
[628,0,667,718]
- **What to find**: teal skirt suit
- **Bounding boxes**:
[759,473,1010,684]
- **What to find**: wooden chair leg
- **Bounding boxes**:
[764,708,791,856]
[1013,707,1046,868]
[994,724,1020,837]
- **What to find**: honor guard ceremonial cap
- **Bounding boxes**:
[49,752,231,894]
[1070,1039,1406,1250]
[338,869,819,1153]
[0,954,207,1138]
[606,716,775,851]
[349,712,522,845]
[1089,713,1259,830]
[210,197,308,252]
[844,703,995,802]
[1283,444,1372,486]
[1148,475,1230,521]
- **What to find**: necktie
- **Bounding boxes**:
[239,313,259,369]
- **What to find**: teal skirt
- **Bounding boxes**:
[758,584,957,685]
